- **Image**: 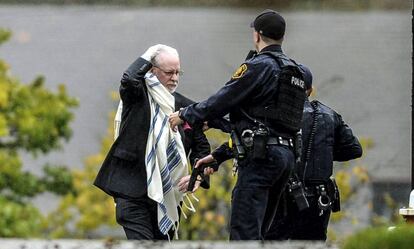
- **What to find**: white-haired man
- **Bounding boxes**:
[94,45,210,240]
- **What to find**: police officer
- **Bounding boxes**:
[265,70,363,241]
[169,10,312,240]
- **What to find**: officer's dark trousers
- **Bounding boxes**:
[230,145,294,240]
[114,195,170,240]
[265,195,331,241]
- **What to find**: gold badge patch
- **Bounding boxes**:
[232,64,248,79]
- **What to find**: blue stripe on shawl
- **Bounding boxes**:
[146,116,169,186]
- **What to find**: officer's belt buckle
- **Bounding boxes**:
[267,136,293,147]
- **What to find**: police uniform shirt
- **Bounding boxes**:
[181,45,310,134]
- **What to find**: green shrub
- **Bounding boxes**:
[342,225,414,249]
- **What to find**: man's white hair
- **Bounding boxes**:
[151,45,179,66]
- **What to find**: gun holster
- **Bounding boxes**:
[231,130,246,160]
[327,177,341,212]
[251,125,269,161]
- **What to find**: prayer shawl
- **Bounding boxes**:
[114,73,188,236]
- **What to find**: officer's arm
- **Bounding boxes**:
[333,113,363,161]
[207,116,232,133]
[211,142,234,166]
[189,125,211,189]
[172,92,211,188]
[174,92,232,133]
[180,62,265,125]
[120,57,152,105]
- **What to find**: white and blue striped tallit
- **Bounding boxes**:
[113,73,188,236]
[144,73,188,236]
[114,100,122,140]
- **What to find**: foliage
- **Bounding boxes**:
[45,93,118,238]
[371,192,405,227]
[327,137,373,241]
[342,225,414,249]
[179,129,236,240]
[0,196,43,237]
[0,28,78,237]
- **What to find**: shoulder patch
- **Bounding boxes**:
[232,64,248,79]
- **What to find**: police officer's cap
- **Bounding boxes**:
[250,9,285,40]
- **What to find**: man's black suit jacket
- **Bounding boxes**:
[94,58,210,199]
[173,92,211,169]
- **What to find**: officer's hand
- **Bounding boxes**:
[141,44,165,62]
[195,154,216,176]
[177,175,201,193]
[204,167,215,176]
[169,111,184,132]
[202,121,210,132]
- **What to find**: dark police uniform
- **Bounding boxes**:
[179,44,312,240]
[265,99,363,241]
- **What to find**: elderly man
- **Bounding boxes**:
[94,44,210,240]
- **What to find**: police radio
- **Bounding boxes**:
[288,178,309,211]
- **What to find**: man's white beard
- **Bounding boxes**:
[169,86,177,93]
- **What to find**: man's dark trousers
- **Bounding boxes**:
[115,195,171,240]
